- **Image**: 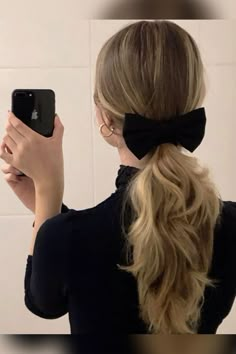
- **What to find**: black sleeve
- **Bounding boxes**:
[221,201,236,313]
[198,201,236,334]
[210,201,236,328]
[32,203,70,227]
[25,214,71,319]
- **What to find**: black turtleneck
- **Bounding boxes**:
[115,164,140,190]
[24,165,236,334]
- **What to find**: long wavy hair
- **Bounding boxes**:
[93,20,223,334]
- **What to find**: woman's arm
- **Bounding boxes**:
[24,181,69,318]
[32,202,70,227]
[30,182,63,255]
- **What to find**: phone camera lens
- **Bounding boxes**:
[15,92,27,97]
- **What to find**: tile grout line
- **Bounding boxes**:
[0,66,90,69]
[0,64,235,69]
[0,214,34,217]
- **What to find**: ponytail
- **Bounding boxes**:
[120,144,222,333]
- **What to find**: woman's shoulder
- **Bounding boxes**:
[213,199,236,266]
[220,200,236,232]
[33,192,121,258]
[222,200,236,214]
[45,191,121,240]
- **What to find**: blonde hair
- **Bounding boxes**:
[94,20,223,334]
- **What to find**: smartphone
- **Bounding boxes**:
[11,89,56,176]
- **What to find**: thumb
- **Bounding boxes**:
[0,142,13,164]
[52,115,64,138]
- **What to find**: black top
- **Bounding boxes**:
[24,165,236,334]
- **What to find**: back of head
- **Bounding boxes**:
[94,20,223,334]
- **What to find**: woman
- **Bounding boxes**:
[0,20,235,334]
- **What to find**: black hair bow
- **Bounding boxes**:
[123,107,206,160]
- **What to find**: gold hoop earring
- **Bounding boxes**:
[99,123,114,137]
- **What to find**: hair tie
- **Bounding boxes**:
[122,107,206,160]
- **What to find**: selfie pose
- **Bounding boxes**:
[0,20,235,334]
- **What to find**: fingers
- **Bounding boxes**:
[2,134,16,153]
[1,142,13,154]
[1,163,21,175]
[0,141,13,164]
[1,161,22,182]
[5,145,12,154]
[52,115,64,139]
[4,172,21,183]
[5,120,25,144]
[8,111,35,139]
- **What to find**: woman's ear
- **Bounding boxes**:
[95,104,114,129]
[95,104,103,125]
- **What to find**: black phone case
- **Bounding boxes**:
[12,89,55,137]
[11,89,56,176]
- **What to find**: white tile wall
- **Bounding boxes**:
[228,0,236,18]
[0,16,235,334]
[0,0,88,22]
[0,20,89,68]
[199,21,235,65]
[196,65,234,199]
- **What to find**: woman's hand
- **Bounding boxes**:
[0,112,64,192]
[1,159,35,213]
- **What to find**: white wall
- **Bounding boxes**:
[0,13,235,334]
